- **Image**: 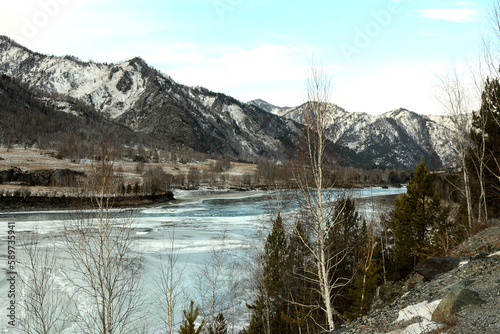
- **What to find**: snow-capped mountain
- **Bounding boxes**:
[248,101,457,169]
[0,35,458,169]
[0,36,299,161]
[247,99,293,117]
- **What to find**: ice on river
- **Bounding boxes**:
[0,187,406,332]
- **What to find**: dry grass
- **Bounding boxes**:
[0,147,258,196]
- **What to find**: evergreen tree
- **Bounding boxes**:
[179,301,204,334]
[327,196,364,314]
[389,160,449,279]
[346,222,381,319]
[328,197,363,275]
[248,214,291,334]
[283,217,321,333]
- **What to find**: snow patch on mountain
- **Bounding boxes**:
[0,38,147,119]
[265,101,459,169]
[0,36,460,167]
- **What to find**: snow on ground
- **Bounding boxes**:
[459,260,469,267]
[395,300,444,334]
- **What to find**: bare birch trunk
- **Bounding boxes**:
[156,232,185,334]
[291,59,345,332]
[436,68,475,231]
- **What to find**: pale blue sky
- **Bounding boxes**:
[0,0,493,114]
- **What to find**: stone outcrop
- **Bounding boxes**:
[432,288,485,323]
[370,281,407,310]
[413,256,461,281]
[335,221,500,333]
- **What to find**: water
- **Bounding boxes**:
[0,187,406,333]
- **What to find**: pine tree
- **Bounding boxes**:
[327,196,364,314]
[283,217,321,333]
[328,197,363,275]
[179,301,204,334]
[389,160,449,279]
[346,221,380,319]
[248,214,291,334]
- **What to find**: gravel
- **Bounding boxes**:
[336,221,500,334]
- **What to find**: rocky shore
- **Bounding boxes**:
[334,221,500,334]
[0,192,175,212]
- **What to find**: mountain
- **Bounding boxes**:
[249,100,457,169]
[247,99,292,116]
[0,73,162,159]
[0,36,299,162]
[0,35,457,169]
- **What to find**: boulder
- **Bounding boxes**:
[432,288,485,323]
[413,257,460,281]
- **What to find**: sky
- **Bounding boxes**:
[0,0,494,114]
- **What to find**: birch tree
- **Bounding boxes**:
[18,232,70,334]
[62,143,145,334]
[471,77,500,219]
[196,232,239,334]
[291,60,347,332]
[156,232,185,334]
[436,68,475,232]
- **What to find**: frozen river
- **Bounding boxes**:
[0,187,406,333]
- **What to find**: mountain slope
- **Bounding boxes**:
[253,100,457,169]
[0,36,299,161]
[0,73,160,159]
[247,99,293,116]
[1,35,457,168]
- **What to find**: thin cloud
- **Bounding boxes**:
[417,28,435,36]
[456,1,478,6]
[417,8,482,23]
[162,43,314,94]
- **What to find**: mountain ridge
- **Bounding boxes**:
[0,35,301,162]
[248,99,456,169]
[0,35,457,169]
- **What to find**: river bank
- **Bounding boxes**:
[0,185,404,213]
[0,192,175,212]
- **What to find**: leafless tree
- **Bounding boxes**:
[195,232,239,334]
[62,143,145,334]
[144,166,171,195]
[436,67,475,231]
[187,167,201,188]
[17,231,70,334]
[290,59,350,332]
[155,232,186,334]
[459,0,500,224]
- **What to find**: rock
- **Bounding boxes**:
[338,225,500,334]
[370,281,406,310]
[0,167,22,184]
[329,327,349,334]
[440,277,474,293]
[413,257,461,281]
[50,168,81,187]
[432,288,485,323]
